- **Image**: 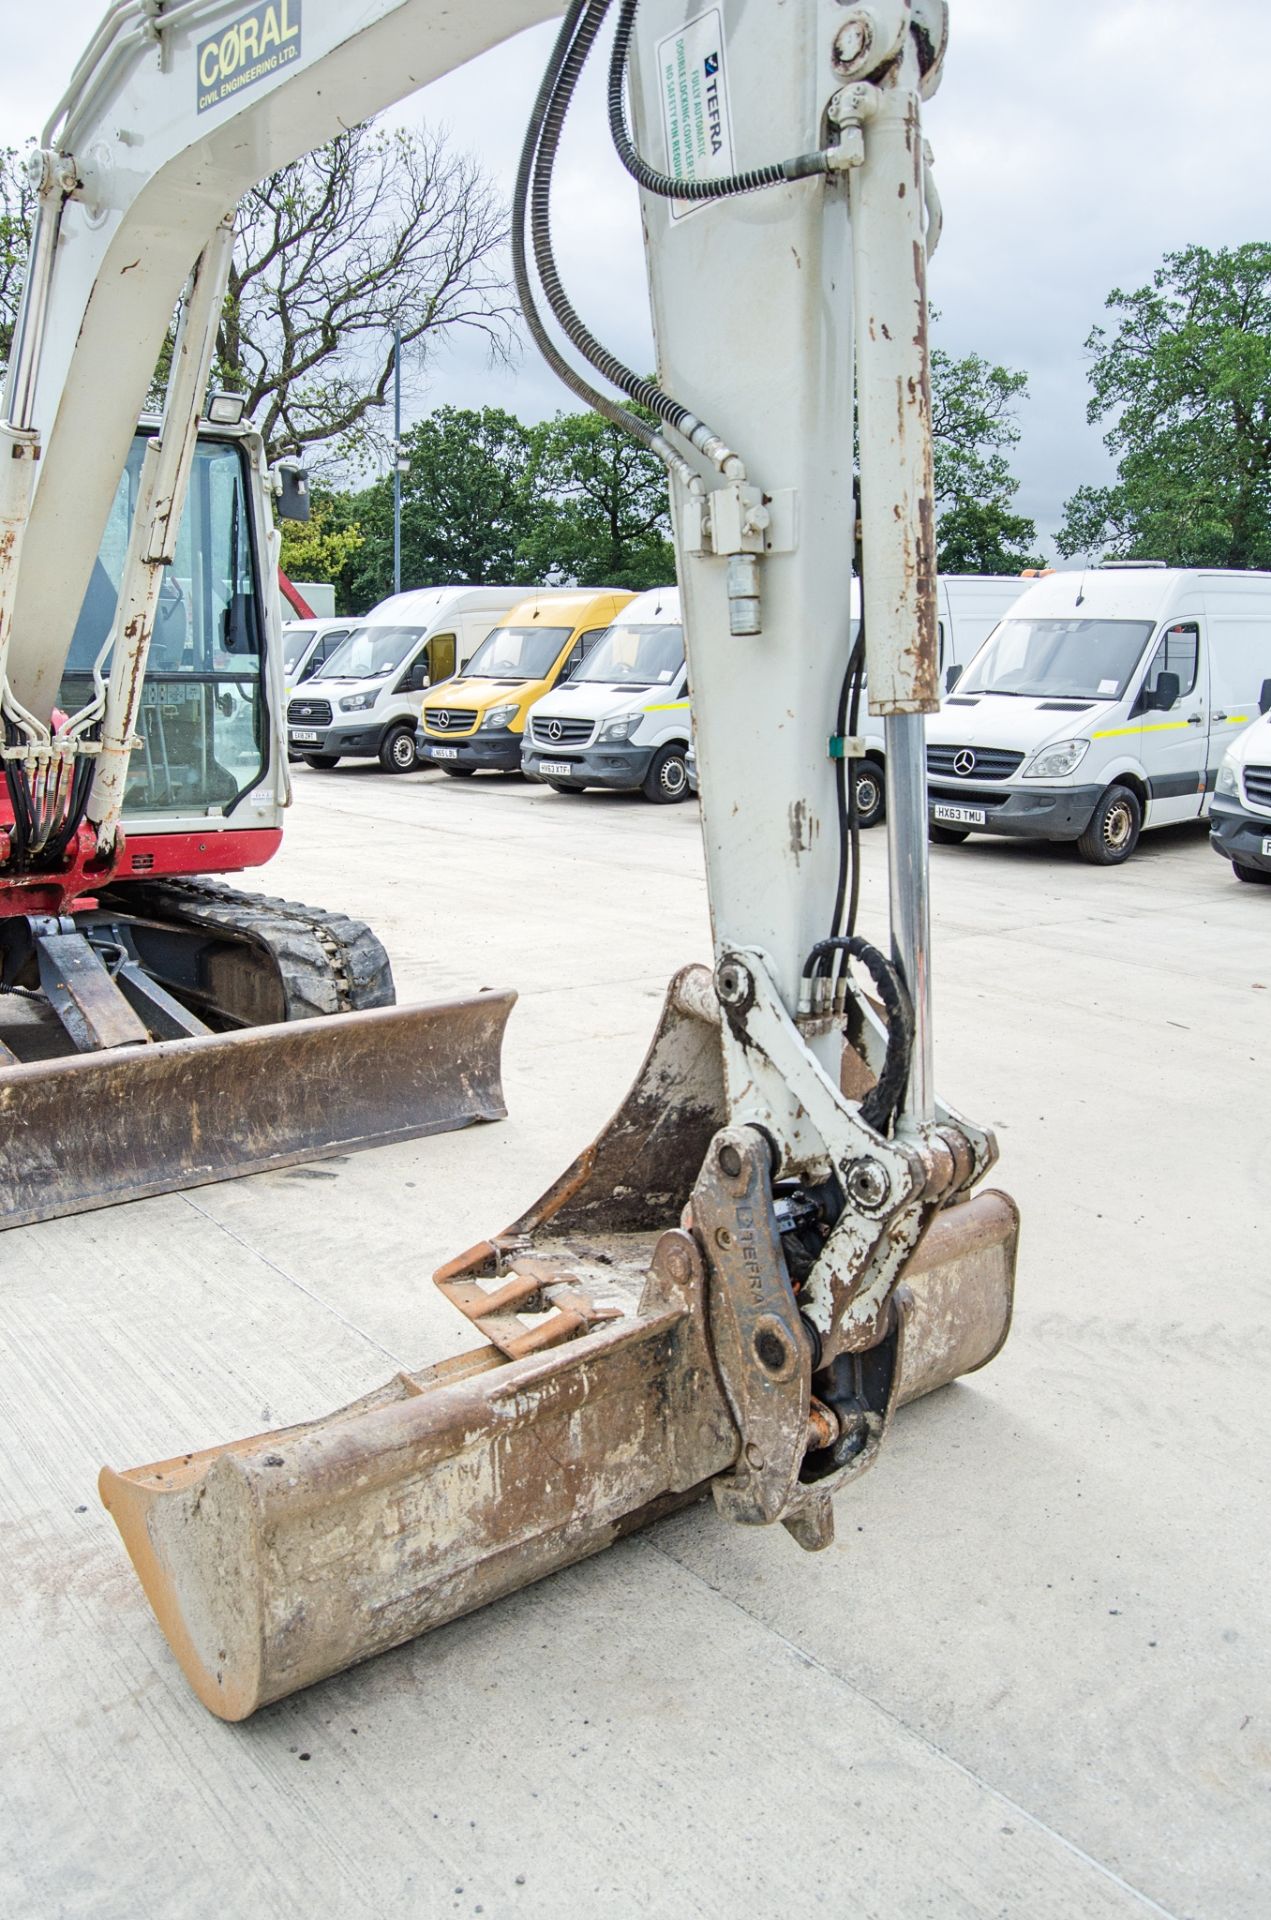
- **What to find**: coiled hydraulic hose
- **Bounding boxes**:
[527,0,742,475]
[512,2,691,479]
[803,936,914,1136]
[607,0,835,201]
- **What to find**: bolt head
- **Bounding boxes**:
[717,1141,744,1180]
[844,1156,890,1210]
[833,14,873,73]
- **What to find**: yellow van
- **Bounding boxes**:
[416,588,634,778]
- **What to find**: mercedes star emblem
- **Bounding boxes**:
[547,719,562,741]
[436,710,450,727]
[953,749,977,776]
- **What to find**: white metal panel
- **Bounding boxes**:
[630,0,857,1035]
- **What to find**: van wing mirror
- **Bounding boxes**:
[1259,677,1271,716]
[1151,670,1181,712]
[945,663,963,692]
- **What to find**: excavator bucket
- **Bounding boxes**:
[102,968,1016,1720]
[0,990,515,1230]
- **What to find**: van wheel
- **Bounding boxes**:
[929,823,969,845]
[1233,861,1271,885]
[546,779,586,794]
[379,725,419,774]
[303,754,340,770]
[854,759,885,829]
[1077,784,1141,865]
[643,744,689,804]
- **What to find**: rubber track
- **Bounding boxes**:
[108,877,395,1021]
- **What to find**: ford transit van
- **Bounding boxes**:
[286,585,524,773]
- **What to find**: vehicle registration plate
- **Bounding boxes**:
[933,803,986,827]
[1262,836,1271,857]
[539,760,576,777]
[289,729,320,744]
[430,746,459,760]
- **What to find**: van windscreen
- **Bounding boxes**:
[314,626,425,680]
[463,626,571,681]
[573,623,685,686]
[959,619,1155,700]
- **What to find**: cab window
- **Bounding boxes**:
[61,432,268,818]
[561,629,606,678]
[1142,624,1199,706]
[310,629,350,675]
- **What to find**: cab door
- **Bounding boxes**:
[1135,621,1208,824]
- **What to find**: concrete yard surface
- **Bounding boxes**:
[1,763,1267,1919]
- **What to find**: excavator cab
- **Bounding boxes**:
[0,414,515,1220]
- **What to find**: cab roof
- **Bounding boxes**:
[500,588,633,629]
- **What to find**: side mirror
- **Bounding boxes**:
[945,663,963,692]
[272,462,310,523]
[1150,670,1181,712]
[1259,678,1271,716]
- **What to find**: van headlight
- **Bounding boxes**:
[481,703,519,730]
[598,714,638,743]
[1215,754,1241,798]
[338,691,375,712]
[1023,738,1089,780]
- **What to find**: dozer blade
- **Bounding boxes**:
[0,990,514,1230]
[101,968,1017,1720]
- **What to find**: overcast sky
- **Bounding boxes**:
[4,2,1271,553]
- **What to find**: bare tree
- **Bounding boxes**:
[220,123,515,469]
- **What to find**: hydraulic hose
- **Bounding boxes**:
[607,0,834,201]
[803,936,914,1136]
[512,2,681,471]
[527,0,742,475]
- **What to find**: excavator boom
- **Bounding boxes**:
[8,0,1018,1717]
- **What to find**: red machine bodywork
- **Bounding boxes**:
[0,821,282,916]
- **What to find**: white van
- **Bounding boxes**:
[926,566,1271,864]
[283,617,358,699]
[850,574,1028,826]
[1210,691,1271,883]
[286,585,526,773]
[520,586,690,802]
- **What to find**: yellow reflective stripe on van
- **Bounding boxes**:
[643,698,691,712]
[1090,719,1195,740]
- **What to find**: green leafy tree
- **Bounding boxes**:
[1058,245,1271,568]
[930,343,1046,572]
[279,492,365,610]
[518,411,676,590]
[0,146,36,371]
[340,406,537,609]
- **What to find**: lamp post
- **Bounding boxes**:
[391,325,409,596]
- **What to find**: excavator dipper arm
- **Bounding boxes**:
[63,0,1020,1715]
